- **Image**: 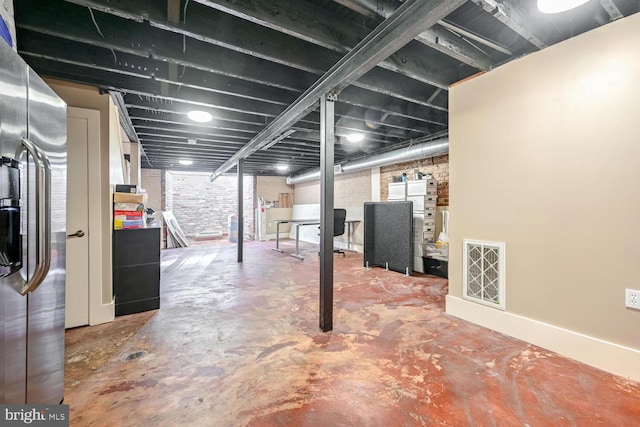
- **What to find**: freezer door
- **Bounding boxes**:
[0,38,28,404]
[25,68,66,404]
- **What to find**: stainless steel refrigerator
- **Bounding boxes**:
[0,40,66,404]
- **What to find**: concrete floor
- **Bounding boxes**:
[65,239,640,426]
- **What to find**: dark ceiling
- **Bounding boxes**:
[13,0,639,176]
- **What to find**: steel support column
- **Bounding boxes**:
[319,93,336,332]
[237,158,244,262]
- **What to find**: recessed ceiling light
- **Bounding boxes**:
[187,138,197,145]
[537,0,589,14]
[346,133,364,143]
[179,159,193,165]
[275,164,289,171]
[187,110,212,123]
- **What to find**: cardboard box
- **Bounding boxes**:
[114,219,145,230]
[114,202,144,211]
[278,193,292,208]
[114,192,147,204]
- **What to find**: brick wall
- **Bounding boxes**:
[380,154,449,206]
[165,171,255,239]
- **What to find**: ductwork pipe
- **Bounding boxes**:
[286,137,449,185]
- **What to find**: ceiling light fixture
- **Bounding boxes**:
[537,0,589,14]
[187,138,197,145]
[346,133,364,143]
[275,164,289,171]
[179,159,193,166]
[187,110,212,123]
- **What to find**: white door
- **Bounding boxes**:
[64,108,95,328]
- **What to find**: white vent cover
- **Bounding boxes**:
[463,240,506,310]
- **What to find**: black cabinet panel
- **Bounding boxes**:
[113,228,160,266]
[423,257,448,278]
[113,228,161,316]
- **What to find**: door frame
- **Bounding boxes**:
[67,107,114,327]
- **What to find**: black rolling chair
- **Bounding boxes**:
[332,208,347,256]
[317,208,347,256]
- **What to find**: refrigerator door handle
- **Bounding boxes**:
[17,137,52,295]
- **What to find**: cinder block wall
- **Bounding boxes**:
[255,176,293,205]
[335,169,371,210]
[140,169,162,213]
[379,154,449,206]
[165,172,255,239]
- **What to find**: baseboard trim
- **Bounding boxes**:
[445,295,640,382]
[89,299,115,326]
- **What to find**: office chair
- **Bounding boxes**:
[333,208,347,256]
[317,208,347,256]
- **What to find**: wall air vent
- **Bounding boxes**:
[463,240,506,310]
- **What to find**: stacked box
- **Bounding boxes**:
[113,192,147,229]
[114,210,144,229]
[388,179,438,273]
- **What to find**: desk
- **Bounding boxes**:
[272,219,361,260]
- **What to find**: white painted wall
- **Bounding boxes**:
[292,169,372,250]
[46,79,120,325]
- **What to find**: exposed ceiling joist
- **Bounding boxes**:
[209,0,467,180]
[471,0,548,49]
[600,0,623,20]
[12,0,636,175]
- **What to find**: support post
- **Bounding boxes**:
[319,93,336,332]
[237,159,244,263]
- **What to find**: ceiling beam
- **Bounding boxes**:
[191,0,464,88]
[22,0,451,107]
[334,0,494,70]
[210,0,466,179]
[18,27,447,123]
[24,52,443,136]
[470,0,548,50]
[600,0,623,21]
[62,0,462,89]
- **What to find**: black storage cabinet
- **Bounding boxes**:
[113,227,161,316]
[423,257,448,279]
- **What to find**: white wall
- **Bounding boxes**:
[447,13,640,381]
[46,79,121,325]
[293,169,372,250]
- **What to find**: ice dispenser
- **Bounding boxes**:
[0,156,21,277]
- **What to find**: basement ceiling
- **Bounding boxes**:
[14,0,639,176]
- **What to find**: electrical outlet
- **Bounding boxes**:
[625,289,640,310]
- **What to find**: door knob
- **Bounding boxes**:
[67,230,85,238]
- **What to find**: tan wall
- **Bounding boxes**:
[449,14,640,350]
